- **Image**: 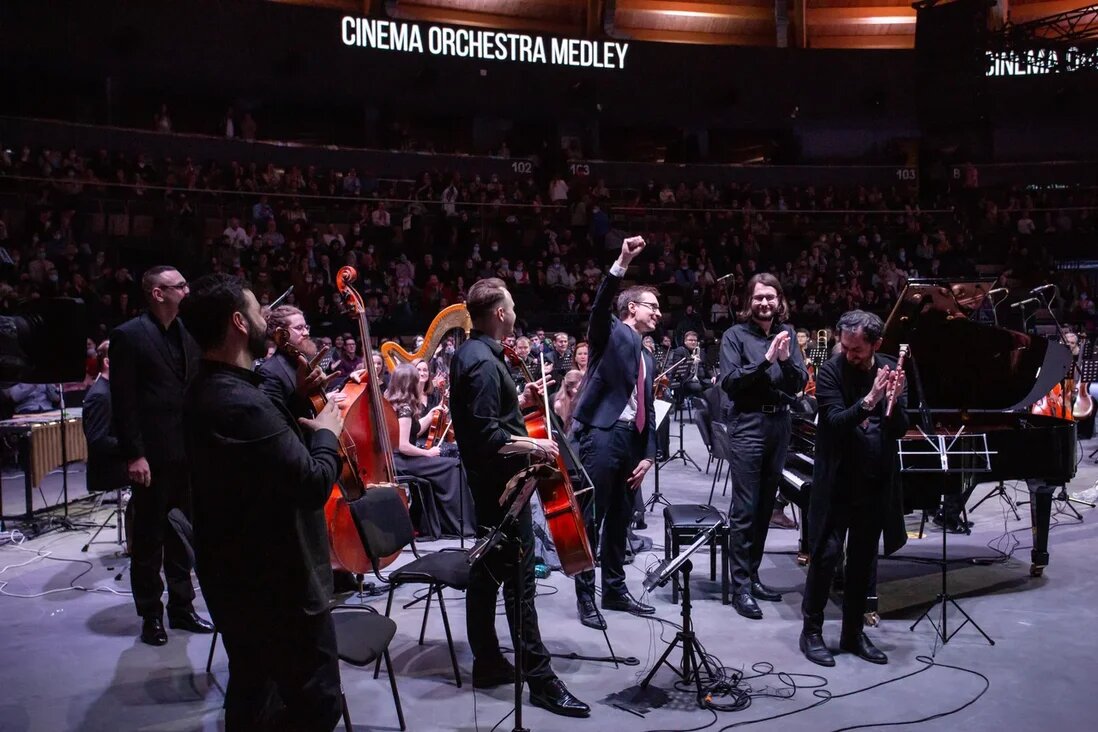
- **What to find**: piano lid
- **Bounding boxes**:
[879,280,1071,412]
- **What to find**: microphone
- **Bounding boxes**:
[1030,284,1057,295]
[987,288,1008,297]
[1010,298,1041,310]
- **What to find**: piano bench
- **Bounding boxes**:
[662,504,731,605]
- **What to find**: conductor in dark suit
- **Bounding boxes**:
[109,265,212,645]
[571,235,659,629]
[82,340,127,493]
[800,310,908,667]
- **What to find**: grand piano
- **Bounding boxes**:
[780,280,1077,577]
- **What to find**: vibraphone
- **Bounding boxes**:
[0,409,87,527]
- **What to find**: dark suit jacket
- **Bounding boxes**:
[256,351,314,419]
[571,272,657,460]
[807,353,910,557]
[109,312,200,466]
[81,376,128,492]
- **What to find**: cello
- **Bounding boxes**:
[322,266,405,574]
[502,346,595,577]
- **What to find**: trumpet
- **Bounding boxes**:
[884,344,909,418]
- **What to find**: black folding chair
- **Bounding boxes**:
[349,485,470,687]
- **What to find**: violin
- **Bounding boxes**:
[423,379,456,449]
[502,346,595,577]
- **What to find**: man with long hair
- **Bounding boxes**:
[449,277,590,718]
[719,272,808,619]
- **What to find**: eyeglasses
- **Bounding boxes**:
[160,282,188,291]
[632,301,661,313]
[289,324,311,333]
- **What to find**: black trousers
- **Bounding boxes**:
[129,461,195,618]
[574,422,645,601]
[216,604,342,732]
[726,411,791,592]
[466,502,555,686]
[802,497,882,638]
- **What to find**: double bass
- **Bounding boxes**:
[323,266,405,574]
[502,347,595,577]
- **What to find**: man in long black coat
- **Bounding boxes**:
[800,310,908,667]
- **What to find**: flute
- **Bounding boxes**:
[884,343,908,418]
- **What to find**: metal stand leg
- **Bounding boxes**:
[910,518,994,651]
[969,482,1020,521]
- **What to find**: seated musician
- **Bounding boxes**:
[384,363,472,539]
[82,340,128,494]
[413,357,443,412]
[2,383,61,415]
[552,370,585,437]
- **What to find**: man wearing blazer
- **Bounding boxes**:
[82,340,127,494]
[571,235,659,630]
[109,265,212,645]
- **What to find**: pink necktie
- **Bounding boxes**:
[635,351,646,434]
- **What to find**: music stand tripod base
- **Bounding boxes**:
[900,431,996,650]
[639,523,722,707]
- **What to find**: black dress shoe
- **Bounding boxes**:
[750,578,783,602]
[601,593,655,615]
[167,609,215,634]
[140,616,168,646]
[840,632,888,664]
[529,678,591,718]
[577,598,607,630]
[472,657,516,689]
[732,593,763,620]
[799,631,835,667]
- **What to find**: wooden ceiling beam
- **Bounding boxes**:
[805,7,917,25]
[389,2,579,34]
[616,0,774,23]
[809,33,914,49]
[616,25,774,45]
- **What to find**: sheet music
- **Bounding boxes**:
[654,399,673,428]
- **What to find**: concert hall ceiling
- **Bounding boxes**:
[275,0,1088,49]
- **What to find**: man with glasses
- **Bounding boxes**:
[570,235,659,630]
[109,265,212,645]
[331,337,363,379]
[719,273,808,620]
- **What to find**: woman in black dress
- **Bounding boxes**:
[385,364,472,539]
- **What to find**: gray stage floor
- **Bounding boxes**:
[2,421,1098,732]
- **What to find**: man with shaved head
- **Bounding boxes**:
[110,265,211,646]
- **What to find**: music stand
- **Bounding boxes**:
[645,400,674,512]
[901,429,996,649]
[639,520,723,707]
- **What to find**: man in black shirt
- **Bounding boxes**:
[183,274,345,731]
[800,310,908,668]
[719,273,808,620]
[449,277,590,718]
